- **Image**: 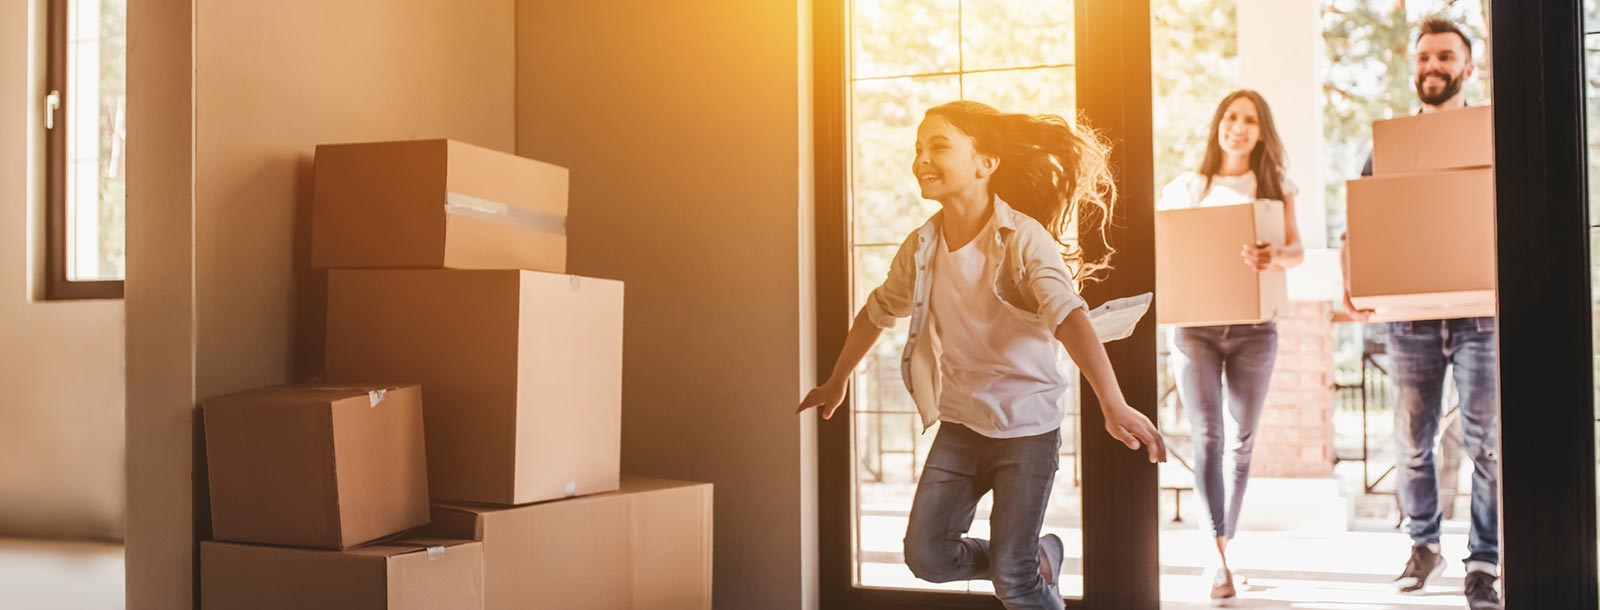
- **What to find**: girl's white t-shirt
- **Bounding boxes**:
[928,218,1068,439]
[1157,170,1298,211]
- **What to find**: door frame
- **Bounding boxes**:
[812,1,1161,608]
[1491,1,1599,606]
[815,1,1600,608]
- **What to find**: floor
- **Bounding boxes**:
[5,528,1477,610]
[1157,527,1475,609]
[0,538,124,610]
[860,524,1472,609]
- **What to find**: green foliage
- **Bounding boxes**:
[1320,0,1491,243]
[1149,0,1239,194]
[97,0,127,279]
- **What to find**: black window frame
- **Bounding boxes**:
[813,1,1161,607]
[817,0,1600,608]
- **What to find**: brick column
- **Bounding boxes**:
[1252,301,1336,477]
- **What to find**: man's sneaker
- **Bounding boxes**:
[1037,534,1064,599]
[1208,566,1237,607]
[1395,544,1445,594]
[1464,571,1502,610]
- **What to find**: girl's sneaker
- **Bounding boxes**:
[1208,567,1237,607]
[1037,534,1064,599]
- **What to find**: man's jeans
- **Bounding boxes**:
[1171,322,1279,539]
[1388,317,1500,565]
[904,423,1062,610]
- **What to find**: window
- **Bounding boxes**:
[45,0,127,299]
[844,0,1084,598]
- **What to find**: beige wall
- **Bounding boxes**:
[515,2,818,608]
[0,0,126,542]
[126,0,516,607]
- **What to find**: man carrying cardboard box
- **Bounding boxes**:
[1340,18,1500,610]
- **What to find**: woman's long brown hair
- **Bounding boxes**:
[1196,90,1288,201]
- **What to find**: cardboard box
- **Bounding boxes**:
[1347,168,1497,321]
[201,538,483,610]
[423,477,712,610]
[1371,106,1493,175]
[1156,200,1287,326]
[324,269,623,505]
[203,384,429,549]
[311,139,568,271]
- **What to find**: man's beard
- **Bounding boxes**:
[1415,67,1466,106]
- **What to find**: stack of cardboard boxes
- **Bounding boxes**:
[1347,106,1497,321]
[199,383,487,609]
[198,139,713,610]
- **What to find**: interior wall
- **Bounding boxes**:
[126,0,516,607]
[0,0,126,542]
[515,2,818,608]
[194,0,517,395]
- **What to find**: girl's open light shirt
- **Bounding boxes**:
[862,196,1089,431]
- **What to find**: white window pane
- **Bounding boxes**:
[960,66,1076,118]
[852,0,961,79]
[850,75,959,246]
[63,0,126,282]
[847,4,1083,597]
[961,0,1074,71]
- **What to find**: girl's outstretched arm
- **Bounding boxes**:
[1054,307,1168,463]
[797,307,885,420]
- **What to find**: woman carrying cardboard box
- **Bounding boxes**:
[1157,90,1305,607]
[797,100,1166,610]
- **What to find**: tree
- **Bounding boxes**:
[1150,0,1239,193]
[1321,0,1492,243]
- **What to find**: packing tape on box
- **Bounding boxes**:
[366,536,450,561]
[569,276,581,291]
[564,481,577,498]
[368,389,386,408]
[444,192,567,234]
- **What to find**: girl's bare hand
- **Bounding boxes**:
[1103,401,1168,464]
[797,381,848,420]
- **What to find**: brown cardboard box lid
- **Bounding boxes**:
[1371,105,1493,175]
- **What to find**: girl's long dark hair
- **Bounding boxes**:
[1196,90,1287,201]
[925,101,1118,284]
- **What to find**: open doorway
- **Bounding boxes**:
[1149,1,1498,607]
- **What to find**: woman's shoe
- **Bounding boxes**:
[1208,566,1237,607]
